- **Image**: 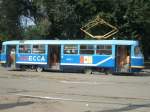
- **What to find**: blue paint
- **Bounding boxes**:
[16,54,47,64]
[61,55,114,67]
[131,58,144,66]
[0,54,6,63]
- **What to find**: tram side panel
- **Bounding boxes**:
[130,45,144,72]
[0,53,6,64]
[15,44,48,69]
[0,45,6,65]
[60,55,115,72]
[60,44,115,73]
[16,54,47,65]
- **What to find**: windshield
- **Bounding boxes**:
[134,46,143,57]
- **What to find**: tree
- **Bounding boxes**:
[0,0,149,58]
[112,0,150,58]
[22,18,50,39]
[42,0,79,39]
[0,0,22,40]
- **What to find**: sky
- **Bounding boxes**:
[20,15,35,28]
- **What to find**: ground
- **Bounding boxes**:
[0,67,150,112]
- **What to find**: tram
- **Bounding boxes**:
[0,40,144,74]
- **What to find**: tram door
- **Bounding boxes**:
[116,45,131,72]
[48,45,60,70]
[6,45,16,67]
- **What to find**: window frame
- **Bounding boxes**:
[64,44,78,54]
[96,45,112,55]
[19,44,31,54]
[134,46,142,57]
[32,44,46,54]
[1,45,5,54]
[79,44,95,55]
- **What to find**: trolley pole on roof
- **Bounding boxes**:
[80,16,118,39]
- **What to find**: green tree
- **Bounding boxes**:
[0,0,149,58]
[23,18,50,39]
[42,0,78,39]
[0,0,22,40]
[112,0,150,58]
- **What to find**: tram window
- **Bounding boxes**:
[19,44,31,53]
[80,45,94,54]
[1,45,5,53]
[32,45,45,54]
[64,45,78,54]
[96,45,112,55]
[134,46,142,56]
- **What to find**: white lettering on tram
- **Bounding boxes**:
[41,56,45,61]
[29,56,32,61]
[29,56,45,62]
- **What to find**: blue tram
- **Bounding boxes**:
[0,40,144,74]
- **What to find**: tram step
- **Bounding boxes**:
[49,65,60,70]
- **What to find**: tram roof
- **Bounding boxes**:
[3,40,138,45]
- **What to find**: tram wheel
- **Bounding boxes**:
[36,67,43,72]
[104,69,112,75]
[84,68,92,74]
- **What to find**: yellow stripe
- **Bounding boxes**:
[130,66,144,69]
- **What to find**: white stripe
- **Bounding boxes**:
[16,94,73,101]
[61,63,95,66]
[61,80,101,85]
[132,56,143,59]
[16,62,47,64]
[61,56,113,66]
[16,93,150,103]
[95,56,113,66]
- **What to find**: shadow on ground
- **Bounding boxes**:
[94,103,150,112]
[0,101,34,110]
[112,71,150,77]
